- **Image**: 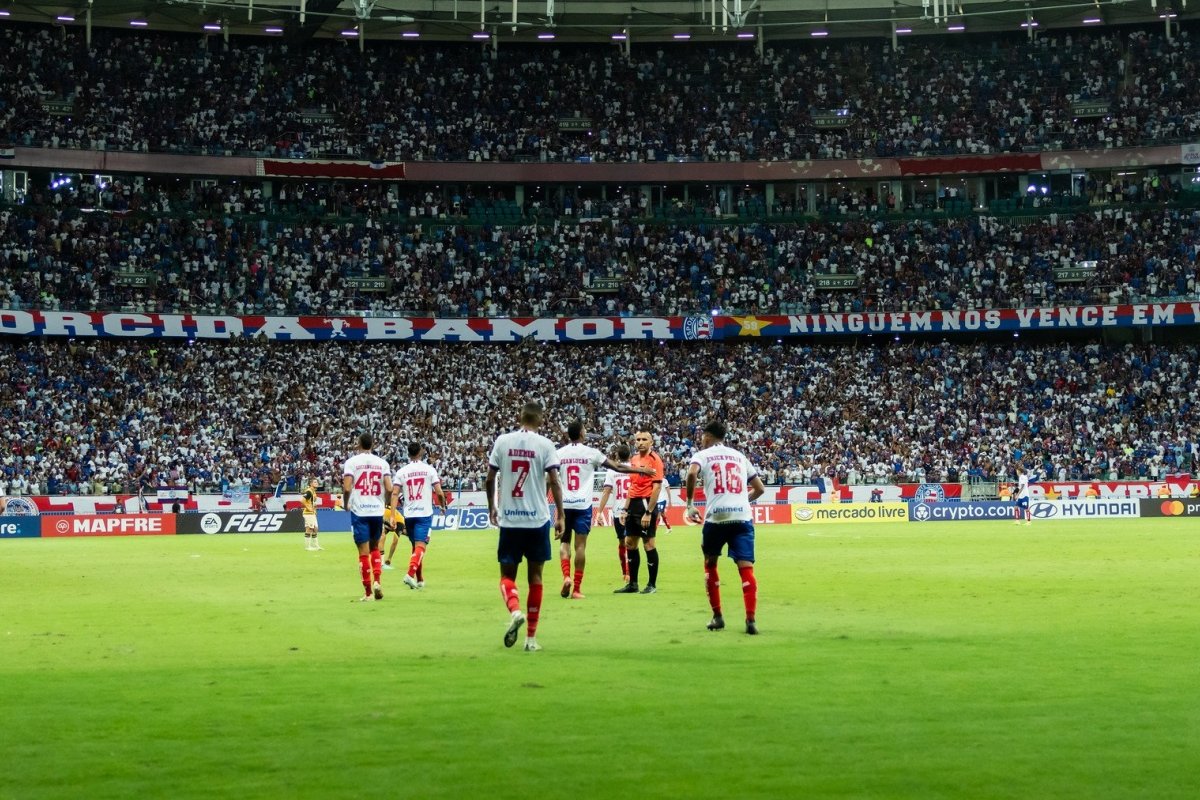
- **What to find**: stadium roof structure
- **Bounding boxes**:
[2,0,1193,44]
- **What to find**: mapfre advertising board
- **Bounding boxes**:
[41,514,177,537]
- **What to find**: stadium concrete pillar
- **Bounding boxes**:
[805,183,818,213]
[514,185,525,210]
[765,183,775,212]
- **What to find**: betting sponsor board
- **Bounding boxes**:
[907,501,1014,522]
[791,503,910,524]
[41,514,177,537]
[0,517,41,538]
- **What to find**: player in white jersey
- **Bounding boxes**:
[555,421,653,599]
[486,401,564,652]
[1014,465,1038,525]
[685,420,766,635]
[393,442,449,589]
[597,443,633,584]
[342,433,397,602]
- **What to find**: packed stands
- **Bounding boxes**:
[1,337,1195,497]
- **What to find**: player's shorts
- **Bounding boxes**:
[701,521,755,563]
[350,513,384,545]
[563,508,593,537]
[625,498,659,540]
[406,515,433,544]
[498,522,552,565]
[303,513,318,531]
[655,500,667,515]
[1016,497,1030,510]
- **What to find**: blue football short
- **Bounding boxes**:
[497,522,552,565]
[700,521,755,563]
[351,513,384,546]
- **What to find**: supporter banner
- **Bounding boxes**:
[3,305,1198,342]
[177,510,305,534]
[907,501,1014,522]
[896,153,1042,176]
[0,517,41,538]
[258,159,406,180]
[1140,499,1200,518]
[721,304,1200,338]
[1027,500,1141,520]
[791,503,910,524]
[42,514,177,537]
[1028,479,1200,500]
[1182,143,1200,166]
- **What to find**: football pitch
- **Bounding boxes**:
[2,519,1198,800]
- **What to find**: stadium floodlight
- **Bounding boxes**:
[1082,17,1102,23]
[810,29,828,37]
[203,23,222,31]
[1020,20,1038,27]
[947,24,965,31]
[537,32,555,39]
[264,26,283,33]
[736,31,754,38]
[401,31,419,37]
[56,14,76,22]
[341,29,359,36]
[129,19,149,27]
[895,27,912,33]
[472,30,490,38]
[673,32,691,39]
[611,32,627,40]
[0,10,10,16]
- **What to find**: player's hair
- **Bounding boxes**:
[520,401,544,425]
[408,441,424,458]
[703,420,727,441]
[567,420,584,441]
[358,432,374,450]
[615,443,631,460]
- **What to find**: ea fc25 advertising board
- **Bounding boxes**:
[41,514,177,537]
[177,510,306,534]
[791,503,910,524]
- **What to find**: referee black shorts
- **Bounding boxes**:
[625,497,659,541]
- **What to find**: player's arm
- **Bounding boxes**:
[684,463,703,523]
[748,475,766,503]
[603,457,654,477]
[383,474,396,511]
[596,485,613,512]
[433,481,448,513]
[341,473,352,509]
[546,467,565,537]
[644,455,664,512]
[485,466,499,527]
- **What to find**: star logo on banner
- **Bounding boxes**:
[732,315,765,336]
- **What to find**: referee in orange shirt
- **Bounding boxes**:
[613,430,665,594]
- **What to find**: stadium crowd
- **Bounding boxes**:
[2,197,1197,316]
[0,337,1196,498]
[2,23,1197,161]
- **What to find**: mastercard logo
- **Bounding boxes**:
[1161,500,1186,516]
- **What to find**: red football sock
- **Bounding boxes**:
[573,568,584,593]
[500,577,520,613]
[739,565,757,620]
[408,542,426,578]
[560,558,571,579]
[527,583,544,637]
[358,554,371,593]
[370,550,382,582]
[619,544,628,576]
[704,563,722,615]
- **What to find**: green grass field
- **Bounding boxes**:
[2,519,1199,800]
